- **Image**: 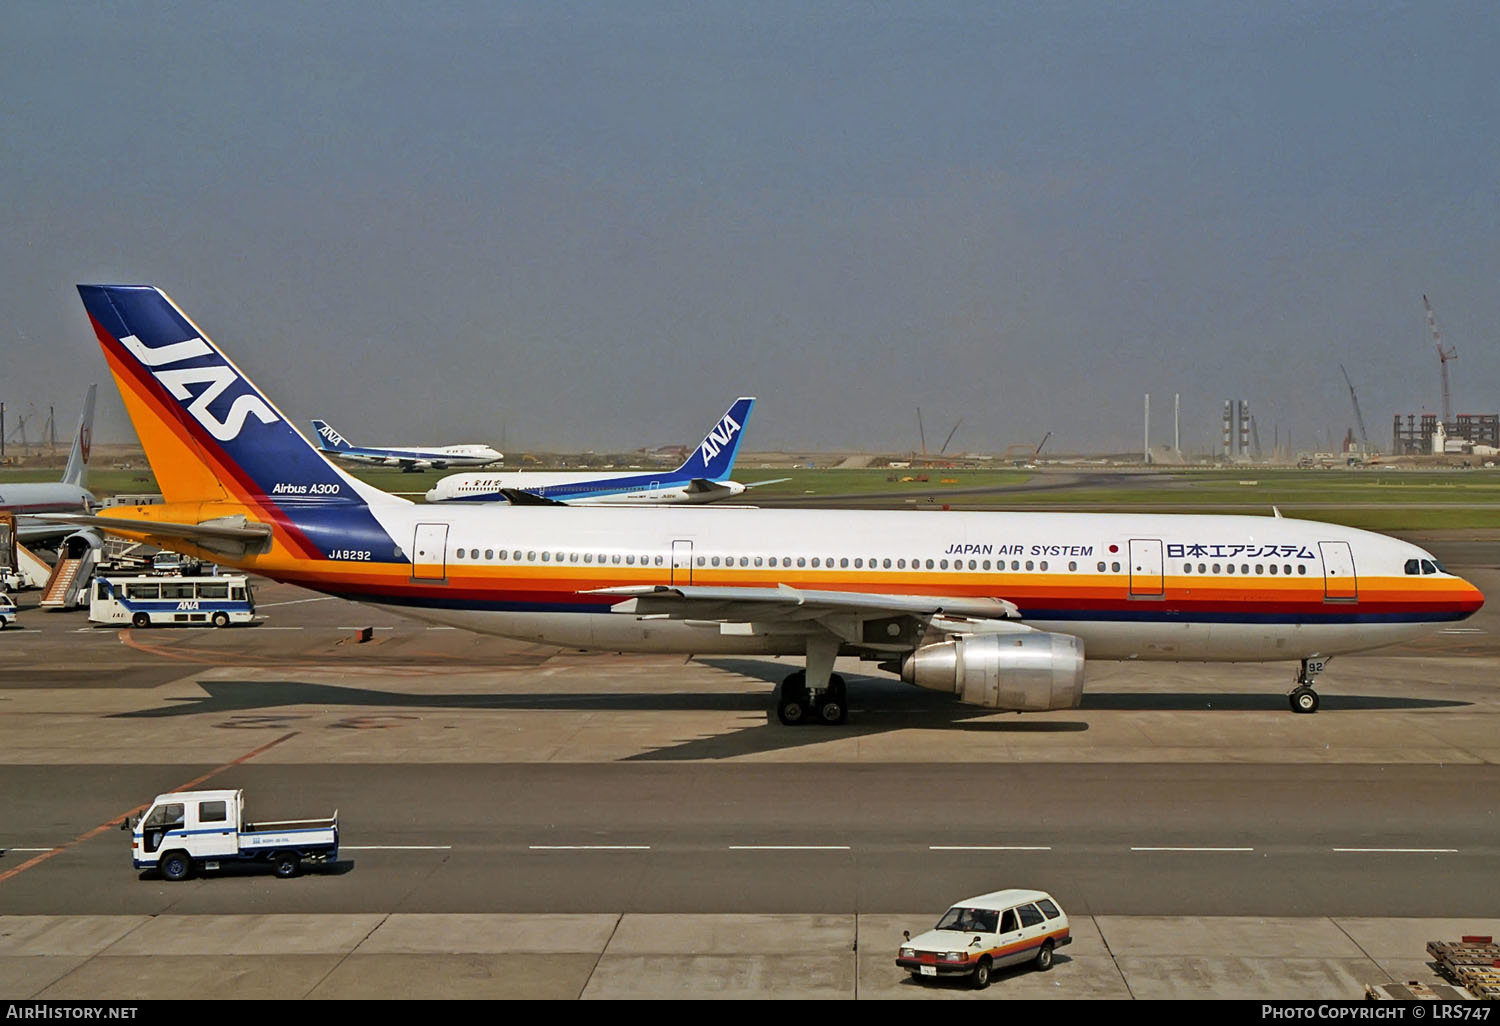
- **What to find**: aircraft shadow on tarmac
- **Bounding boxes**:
[104,660,1467,762]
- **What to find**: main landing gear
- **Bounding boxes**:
[775,636,848,726]
[1288,657,1328,714]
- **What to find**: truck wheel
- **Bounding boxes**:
[273,854,300,879]
[131,612,150,629]
[971,956,992,990]
[1035,939,1055,971]
[160,852,191,881]
[211,611,230,628]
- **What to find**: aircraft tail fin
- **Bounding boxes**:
[60,384,97,488]
[75,285,398,511]
[311,419,353,452]
[674,397,755,481]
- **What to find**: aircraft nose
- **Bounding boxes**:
[1457,575,1486,617]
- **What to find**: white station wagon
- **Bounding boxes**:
[0,593,17,629]
[896,888,1071,989]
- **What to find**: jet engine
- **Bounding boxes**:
[896,631,1085,711]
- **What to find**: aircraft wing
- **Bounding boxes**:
[584,582,1020,646]
[743,478,792,488]
[35,513,273,556]
[498,488,567,507]
[15,517,84,546]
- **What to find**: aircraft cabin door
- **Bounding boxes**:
[1128,538,1164,597]
[411,523,449,582]
[1319,540,1358,601]
[671,540,693,585]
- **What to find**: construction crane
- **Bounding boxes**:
[1423,294,1457,423]
[938,418,963,456]
[1034,431,1051,457]
[1339,364,1370,452]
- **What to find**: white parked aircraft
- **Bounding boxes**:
[60,286,1484,725]
[0,384,98,545]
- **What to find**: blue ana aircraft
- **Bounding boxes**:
[55,285,1484,725]
[311,419,502,472]
[424,397,779,505]
[0,384,98,545]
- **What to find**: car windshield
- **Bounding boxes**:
[936,907,998,933]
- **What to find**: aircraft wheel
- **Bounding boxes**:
[1290,687,1319,714]
[816,674,848,726]
[776,673,809,726]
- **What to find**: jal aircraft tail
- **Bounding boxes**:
[673,397,755,482]
[75,285,401,520]
[60,383,97,488]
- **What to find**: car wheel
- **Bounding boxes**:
[1035,939,1054,971]
[971,957,991,990]
[160,852,191,882]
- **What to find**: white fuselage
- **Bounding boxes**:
[318,504,1480,664]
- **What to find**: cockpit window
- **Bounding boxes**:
[1404,559,1420,575]
[1421,559,1439,575]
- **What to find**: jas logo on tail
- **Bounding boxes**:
[699,413,742,463]
[120,334,278,442]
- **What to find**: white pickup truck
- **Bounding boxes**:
[124,789,338,881]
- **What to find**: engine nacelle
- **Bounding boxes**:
[898,631,1085,711]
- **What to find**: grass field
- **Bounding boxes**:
[6,463,1498,531]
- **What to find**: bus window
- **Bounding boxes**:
[126,583,160,600]
[197,583,229,600]
[161,582,195,600]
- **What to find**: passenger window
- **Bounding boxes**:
[1018,904,1044,928]
[1269,564,1278,575]
[983,560,991,570]
[754,557,763,567]
[797,557,806,568]
[541,552,550,562]
[1100,562,1108,573]
[1068,561,1076,571]
[1025,560,1034,571]
[1255,564,1264,574]
[1039,560,1048,571]
[811,558,820,568]
[850,558,858,568]
[1037,898,1061,920]
[1212,563,1220,574]
[999,909,1018,934]
[939,559,948,569]
[1111,561,1121,572]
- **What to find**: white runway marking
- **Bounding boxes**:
[929,845,1053,851]
[1332,847,1458,853]
[257,596,338,608]
[343,845,453,851]
[728,845,851,851]
[1131,847,1255,852]
[528,845,651,851]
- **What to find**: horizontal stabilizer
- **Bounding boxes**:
[37,513,273,557]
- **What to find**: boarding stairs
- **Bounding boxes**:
[40,547,97,609]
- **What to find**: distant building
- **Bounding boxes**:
[1391,414,1500,455]
[1222,400,1251,461]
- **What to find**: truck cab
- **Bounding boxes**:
[125,789,338,881]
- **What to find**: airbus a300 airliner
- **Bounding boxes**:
[55,285,1483,724]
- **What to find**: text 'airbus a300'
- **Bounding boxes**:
[311,418,502,472]
[424,397,783,506]
[53,285,1483,724]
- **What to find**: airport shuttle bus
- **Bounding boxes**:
[60,285,1485,724]
[89,573,256,628]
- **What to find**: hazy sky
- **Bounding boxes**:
[2,1,1497,455]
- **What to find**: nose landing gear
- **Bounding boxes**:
[1288,657,1328,714]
